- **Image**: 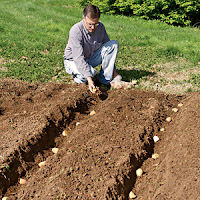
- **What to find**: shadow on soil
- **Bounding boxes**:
[117,69,155,82]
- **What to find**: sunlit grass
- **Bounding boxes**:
[0,0,200,93]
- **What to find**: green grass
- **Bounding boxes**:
[189,73,200,87]
[0,0,200,94]
[0,0,81,82]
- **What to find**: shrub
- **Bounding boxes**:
[79,0,200,26]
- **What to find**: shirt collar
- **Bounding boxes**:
[81,20,90,34]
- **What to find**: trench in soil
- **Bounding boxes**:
[1,93,156,199]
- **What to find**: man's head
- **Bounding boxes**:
[83,4,100,33]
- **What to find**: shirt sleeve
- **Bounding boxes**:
[69,27,93,78]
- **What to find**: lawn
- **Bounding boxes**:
[0,0,200,93]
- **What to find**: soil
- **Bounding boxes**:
[0,78,199,200]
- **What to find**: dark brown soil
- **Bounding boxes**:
[0,78,199,200]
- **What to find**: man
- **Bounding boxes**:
[63,4,122,93]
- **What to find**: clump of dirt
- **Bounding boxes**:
[0,78,199,200]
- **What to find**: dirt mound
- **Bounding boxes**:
[134,93,200,200]
[0,79,199,200]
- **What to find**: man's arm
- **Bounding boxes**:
[68,26,97,93]
[68,25,93,78]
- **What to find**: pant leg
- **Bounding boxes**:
[88,40,119,85]
[64,59,97,84]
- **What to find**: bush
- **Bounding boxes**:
[79,0,200,26]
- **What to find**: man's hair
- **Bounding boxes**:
[83,4,100,19]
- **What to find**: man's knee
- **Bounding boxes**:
[112,40,119,46]
[109,40,119,50]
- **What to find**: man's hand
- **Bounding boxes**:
[87,77,96,93]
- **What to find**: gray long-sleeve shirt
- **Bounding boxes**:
[64,20,110,78]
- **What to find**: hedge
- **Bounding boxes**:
[79,0,200,26]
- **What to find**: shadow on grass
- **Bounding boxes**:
[117,69,155,82]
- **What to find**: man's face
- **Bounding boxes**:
[83,15,99,33]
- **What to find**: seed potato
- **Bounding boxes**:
[152,153,159,159]
[166,117,172,122]
[153,136,159,142]
[19,178,26,184]
[136,168,143,177]
[178,103,183,107]
[52,148,59,154]
[172,108,178,112]
[62,130,68,136]
[2,197,12,200]
[129,191,137,199]
[76,122,80,126]
[38,161,46,168]
[90,110,96,116]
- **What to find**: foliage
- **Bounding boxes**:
[79,0,200,26]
